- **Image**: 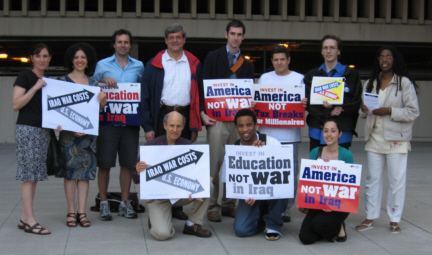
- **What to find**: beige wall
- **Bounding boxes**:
[1,78,430,144]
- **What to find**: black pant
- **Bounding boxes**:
[309,137,351,152]
[299,209,349,244]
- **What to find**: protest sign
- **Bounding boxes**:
[297,159,362,213]
[252,83,305,127]
[42,77,100,136]
[203,79,253,121]
[224,145,294,200]
[140,145,210,200]
[99,83,141,125]
[310,77,345,105]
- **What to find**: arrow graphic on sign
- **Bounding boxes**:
[317,90,339,100]
[47,95,95,130]
[47,89,95,110]
[153,172,205,194]
[145,150,204,181]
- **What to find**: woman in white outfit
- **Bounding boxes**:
[356,46,419,234]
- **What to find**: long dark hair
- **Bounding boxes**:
[366,46,418,95]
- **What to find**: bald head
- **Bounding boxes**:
[163,111,185,144]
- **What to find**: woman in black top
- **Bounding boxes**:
[12,43,52,235]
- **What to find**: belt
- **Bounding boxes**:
[162,105,190,112]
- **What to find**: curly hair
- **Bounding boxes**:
[64,42,97,75]
[366,46,418,95]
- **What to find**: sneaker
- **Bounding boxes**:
[265,228,282,241]
[183,223,212,238]
[118,200,138,219]
[99,202,112,221]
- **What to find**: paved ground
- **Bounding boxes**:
[0,141,431,255]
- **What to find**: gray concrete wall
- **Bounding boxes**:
[0,16,431,43]
[1,78,430,143]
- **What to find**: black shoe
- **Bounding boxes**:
[281,215,291,222]
[172,207,188,220]
[335,222,347,242]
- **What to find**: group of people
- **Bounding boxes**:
[13,19,419,244]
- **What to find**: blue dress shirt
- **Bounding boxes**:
[93,54,144,83]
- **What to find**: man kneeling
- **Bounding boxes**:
[222,109,288,240]
[136,112,212,240]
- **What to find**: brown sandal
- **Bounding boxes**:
[67,213,77,227]
[390,222,401,234]
[77,213,90,227]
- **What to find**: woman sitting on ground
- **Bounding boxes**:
[299,119,353,244]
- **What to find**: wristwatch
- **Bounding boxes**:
[388,107,392,115]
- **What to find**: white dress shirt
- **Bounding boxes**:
[161,50,191,106]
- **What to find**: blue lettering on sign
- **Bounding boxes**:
[313,81,341,93]
[207,86,251,97]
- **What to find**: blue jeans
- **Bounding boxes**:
[233,199,288,237]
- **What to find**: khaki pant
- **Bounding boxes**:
[145,183,212,241]
[206,121,239,212]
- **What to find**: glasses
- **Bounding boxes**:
[167,35,183,41]
[322,46,338,51]
[378,56,393,60]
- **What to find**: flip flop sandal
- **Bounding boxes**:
[24,223,50,235]
[390,224,401,234]
[17,219,26,230]
[355,221,374,231]
[67,213,78,227]
[77,213,91,228]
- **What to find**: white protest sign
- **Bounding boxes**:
[42,77,100,136]
[140,145,210,200]
[224,145,294,200]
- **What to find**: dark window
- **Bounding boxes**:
[339,0,347,17]
[122,0,136,12]
[85,0,98,12]
[160,0,173,13]
[47,0,60,11]
[287,0,298,16]
[305,0,314,16]
[103,0,116,12]
[426,0,431,20]
[66,0,79,11]
[323,0,330,17]
[233,0,244,14]
[10,1,22,11]
[179,0,191,13]
[142,0,154,12]
[215,0,226,14]
[29,0,41,11]
[197,0,208,13]
[269,0,279,15]
[251,0,262,15]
